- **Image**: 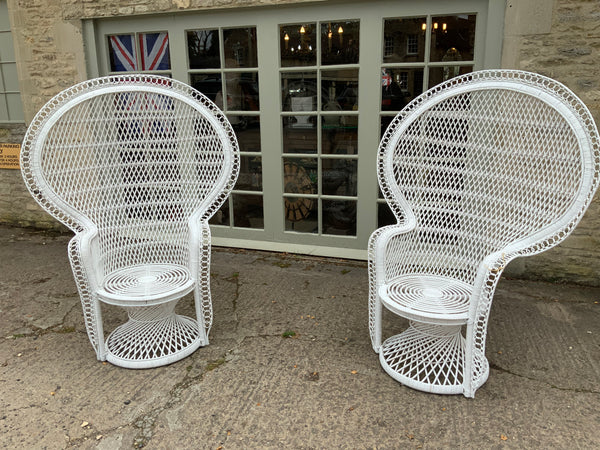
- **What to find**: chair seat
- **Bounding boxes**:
[98,264,195,307]
[379,274,472,325]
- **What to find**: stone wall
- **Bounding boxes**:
[501,0,600,284]
[2,0,600,284]
[0,123,51,228]
[0,0,85,232]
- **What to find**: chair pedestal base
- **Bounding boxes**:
[105,302,205,369]
[379,321,465,395]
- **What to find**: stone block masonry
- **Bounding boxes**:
[0,124,66,230]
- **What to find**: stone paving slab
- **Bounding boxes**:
[1,226,599,449]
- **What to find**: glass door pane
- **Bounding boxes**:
[187,25,264,230]
[377,13,477,228]
[280,19,360,237]
[108,32,171,76]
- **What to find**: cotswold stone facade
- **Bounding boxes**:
[2,0,600,284]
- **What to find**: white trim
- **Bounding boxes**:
[213,236,368,260]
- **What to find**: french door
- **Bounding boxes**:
[86,0,502,258]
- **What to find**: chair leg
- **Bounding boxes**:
[104,299,204,369]
[370,296,383,353]
[379,321,466,395]
[92,298,106,361]
[463,321,490,398]
[194,285,210,346]
[198,224,213,337]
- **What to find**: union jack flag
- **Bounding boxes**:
[139,32,170,71]
[109,34,137,72]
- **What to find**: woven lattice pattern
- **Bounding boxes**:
[369,70,600,397]
[21,75,240,368]
[380,322,467,394]
[380,275,472,324]
[106,304,202,364]
[100,264,194,305]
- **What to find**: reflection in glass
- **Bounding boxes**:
[321,69,358,111]
[233,194,264,229]
[281,71,318,112]
[322,159,357,196]
[139,33,170,70]
[209,200,230,226]
[380,115,395,139]
[7,93,24,120]
[284,197,317,232]
[283,158,317,194]
[383,17,426,63]
[381,67,423,111]
[190,73,222,103]
[223,27,258,68]
[280,23,317,67]
[230,117,260,152]
[320,20,359,65]
[321,120,358,154]
[429,66,473,87]
[236,156,262,191]
[108,34,137,72]
[283,118,317,153]
[3,65,18,91]
[222,72,259,111]
[377,202,396,228]
[323,200,356,235]
[187,29,220,69]
[429,15,476,62]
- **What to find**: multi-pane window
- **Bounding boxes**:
[384,36,394,58]
[0,0,23,122]
[378,14,477,228]
[280,20,359,236]
[187,27,263,229]
[406,34,418,55]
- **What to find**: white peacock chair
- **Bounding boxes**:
[369,70,600,397]
[21,75,240,368]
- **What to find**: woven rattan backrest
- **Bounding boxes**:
[21,75,240,275]
[379,70,600,284]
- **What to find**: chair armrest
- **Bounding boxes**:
[68,226,101,292]
[470,230,563,316]
[369,222,416,285]
[187,214,210,277]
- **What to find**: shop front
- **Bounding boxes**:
[84,0,503,258]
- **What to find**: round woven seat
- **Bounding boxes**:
[379,275,472,325]
[98,264,195,307]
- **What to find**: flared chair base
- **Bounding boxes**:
[105,302,206,369]
[379,321,466,395]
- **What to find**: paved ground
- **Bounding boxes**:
[1,225,600,449]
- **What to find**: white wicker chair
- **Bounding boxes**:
[369,70,600,397]
[21,75,240,368]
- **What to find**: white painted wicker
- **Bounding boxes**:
[21,75,240,368]
[369,70,600,397]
